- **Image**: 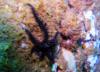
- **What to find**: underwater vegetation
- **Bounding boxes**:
[0,21,25,72]
[0,20,51,72]
[0,0,100,72]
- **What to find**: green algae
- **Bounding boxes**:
[0,21,24,72]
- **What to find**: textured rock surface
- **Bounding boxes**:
[94,0,100,38]
[0,0,99,72]
[93,0,100,72]
[0,0,66,72]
